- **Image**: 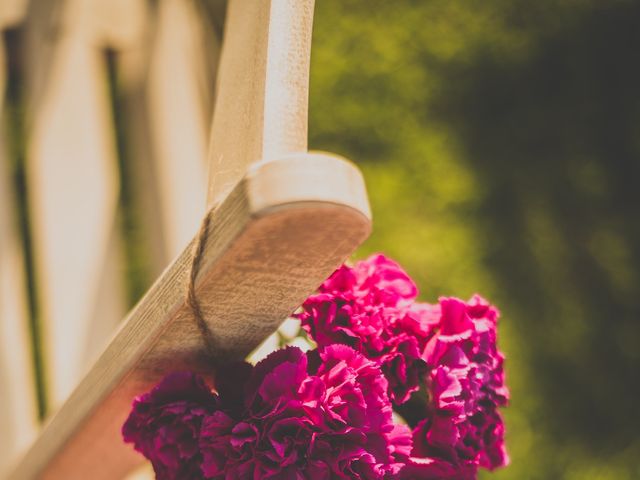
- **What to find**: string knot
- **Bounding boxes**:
[186,213,217,359]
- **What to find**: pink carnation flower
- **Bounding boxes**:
[122,372,218,480]
[404,295,510,477]
[296,254,438,404]
[123,255,510,480]
[200,345,408,479]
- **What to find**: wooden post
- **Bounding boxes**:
[206,0,315,206]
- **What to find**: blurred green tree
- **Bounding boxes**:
[309,1,640,478]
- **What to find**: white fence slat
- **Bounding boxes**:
[147,0,215,258]
[26,4,124,408]
[0,37,38,471]
[0,0,27,30]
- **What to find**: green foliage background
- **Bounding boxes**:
[309,1,640,478]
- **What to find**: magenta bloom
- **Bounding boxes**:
[122,372,218,480]
[404,295,510,477]
[200,345,407,479]
[296,254,438,404]
[123,255,510,480]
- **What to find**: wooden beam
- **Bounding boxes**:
[7,153,371,480]
[206,0,315,206]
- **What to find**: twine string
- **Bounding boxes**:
[186,212,218,359]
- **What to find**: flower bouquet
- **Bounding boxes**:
[123,255,509,479]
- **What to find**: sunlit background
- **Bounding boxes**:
[1,0,639,478]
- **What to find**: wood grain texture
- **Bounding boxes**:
[206,0,315,206]
[6,153,371,480]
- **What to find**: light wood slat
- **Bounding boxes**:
[0,38,38,474]
[80,0,147,50]
[7,153,372,480]
[114,0,219,278]
[206,0,315,206]
[206,0,317,372]
[25,0,125,408]
[0,0,27,29]
[148,0,218,258]
[81,226,127,363]
[112,3,169,281]
[20,0,146,121]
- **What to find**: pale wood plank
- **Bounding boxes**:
[25,0,125,408]
[7,153,371,480]
[147,0,218,258]
[0,38,38,473]
[81,225,127,363]
[111,3,168,282]
[0,0,27,30]
[79,0,147,50]
[114,0,220,279]
[206,0,315,206]
[208,0,320,369]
